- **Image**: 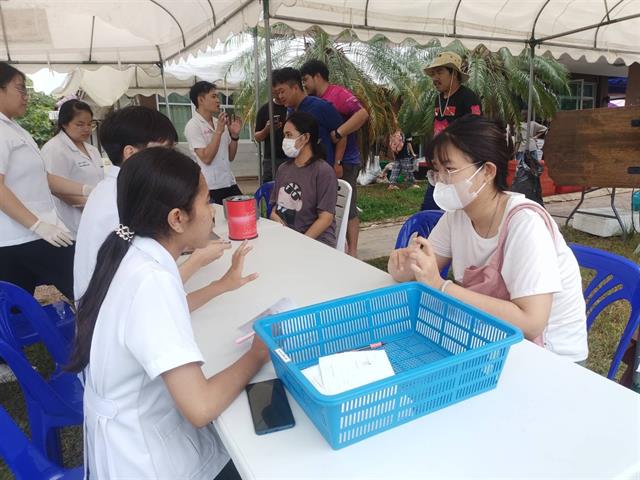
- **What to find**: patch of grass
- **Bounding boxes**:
[364,228,639,381]
[357,183,425,223]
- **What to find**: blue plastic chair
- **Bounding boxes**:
[0,338,83,465]
[0,281,75,368]
[395,210,445,248]
[569,243,640,380]
[0,406,82,479]
[395,210,449,278]
[0,282,83,465]
[254,181,275,218]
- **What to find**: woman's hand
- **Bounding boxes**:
[190,240,231,268]
[387,246,417,282]
[409,237,444,289]
[219,240,259,292]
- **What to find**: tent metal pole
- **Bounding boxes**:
[263,0,277,179]
[156,47,172,122]
[254,28,263,185]
[524,41,535,157]
[160,66,172,121]
[0,3,11,62]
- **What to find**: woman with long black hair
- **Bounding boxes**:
[68,147,268,479]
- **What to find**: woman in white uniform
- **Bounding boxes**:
[41,99,103,234]
[0,62,93,300]
[67,147,268,479]
[388,115,588,362]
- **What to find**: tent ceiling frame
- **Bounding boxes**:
[148,0,186,48]
[269,9,640,58]
[206,0,217,26]
[530,0,551,42]
[594,0,624,48]
[88,16,96,62]
[165,0,255,62]
[453,0,463,35]
[535,12,640,43]
[0,3,10,62]
[364,0,370,27]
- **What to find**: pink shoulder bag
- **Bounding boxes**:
[461,202,557,345]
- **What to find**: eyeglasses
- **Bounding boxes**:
[427,162,482,186]
[12,85,29,97]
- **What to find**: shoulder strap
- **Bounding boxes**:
[493,201,556,270]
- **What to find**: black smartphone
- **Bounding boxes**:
[246,378,295,435]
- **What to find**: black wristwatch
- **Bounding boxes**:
[333,129,343,140]
[230,135,240,141]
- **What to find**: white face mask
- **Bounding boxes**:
[282,135,303,158]
[433,164,487,212]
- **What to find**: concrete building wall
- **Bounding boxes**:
[176,140,260,179]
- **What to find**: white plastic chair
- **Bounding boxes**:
[335,179,352,253]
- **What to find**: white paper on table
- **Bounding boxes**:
[302,350,395,395]
[237,297,297,335]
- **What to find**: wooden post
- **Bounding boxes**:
[626,62,640,106]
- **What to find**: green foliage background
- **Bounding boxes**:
[16,81,57,147]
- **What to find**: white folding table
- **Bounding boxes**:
[184,207,640,479]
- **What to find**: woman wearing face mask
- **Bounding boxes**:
[270,111,338,247]
[388,115,588,363]
[41,99,104,234]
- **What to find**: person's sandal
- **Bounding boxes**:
[387,185,400,191]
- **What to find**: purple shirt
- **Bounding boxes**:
[321,84,363,166]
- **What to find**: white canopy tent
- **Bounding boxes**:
[0,0,260,71]
[3,1,639,178]
[265,0,640,65]
[3,1,639,70]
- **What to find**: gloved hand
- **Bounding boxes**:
[30,219,74,247]
[82,184,94,197]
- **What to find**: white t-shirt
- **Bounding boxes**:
[73,165,119,300]
[0,112,60,246]
[84,236,228,479]
[184,111,236,190]
[41,131,104,234]
[429,193,588,361]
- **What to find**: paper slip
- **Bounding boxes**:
[237,297,297,334]
[302,350,395,395]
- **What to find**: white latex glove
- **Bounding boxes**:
[30,219,74,247]
[82,184,94,197]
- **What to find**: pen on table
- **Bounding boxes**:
[235,331,255,344]
[352,341,384,352]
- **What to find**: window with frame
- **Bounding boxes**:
[559,79,596,110]
[156,93,193,143]
[157,91,251,141]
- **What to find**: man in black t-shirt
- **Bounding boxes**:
[421,51,482,209]
[254,86,289,183]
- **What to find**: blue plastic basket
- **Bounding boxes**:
[253,282,523,449]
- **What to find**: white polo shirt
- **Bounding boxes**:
[73,165,119,300]
[184,111,236,190]
[41,131,104,234]
[84,236,228,479]
[0,112,60,247]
